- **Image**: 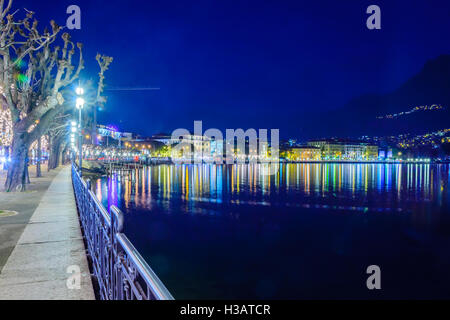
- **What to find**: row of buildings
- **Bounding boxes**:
[96,125,449,162]
[285,140,379,161]
[125,134,380,162]
[96,128,381,162]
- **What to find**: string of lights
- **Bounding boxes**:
[0,107,13,147]
[1,107,48,154]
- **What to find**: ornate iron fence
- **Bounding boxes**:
[71,164,174,300]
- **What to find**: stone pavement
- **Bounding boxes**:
[0,164,60,271]
[0,166,95,300]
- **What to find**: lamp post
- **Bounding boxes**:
[76,87,85,176]
[70,121,77,163]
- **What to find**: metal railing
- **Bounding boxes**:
[71,164,174,300]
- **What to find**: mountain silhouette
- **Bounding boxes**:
[305,54,450,138]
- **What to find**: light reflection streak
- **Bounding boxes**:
[94,163,448,214]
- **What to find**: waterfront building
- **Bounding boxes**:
[177,134,212,160]
[308,139,379,160]
[364,145,379,159]
[343,144,378,160]
[97,124,133,147]
[308,140,344,159]
[174,134,273,163]
[210,138,224,160]
[149,133,181,146]
[286,146,321,161]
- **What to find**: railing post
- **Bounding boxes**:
[110,206,124,300]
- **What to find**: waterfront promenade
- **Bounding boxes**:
[0,166,94,300]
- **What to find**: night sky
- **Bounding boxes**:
[19,0,450,138]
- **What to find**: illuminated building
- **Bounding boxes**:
[286,146,321,161]
[178,134,212,160]
[210,138,224,160]
[149,133,181,146]
[97,124,132,147]
[308,139,378,160]
[308,140,344,159]
[364,145,379,159]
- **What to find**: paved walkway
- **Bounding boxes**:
[0,166,95,300]
[0,165,61,272]
[0,165,61,271]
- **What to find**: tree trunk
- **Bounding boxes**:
[36,137,42,177]
[61,143,70,165]
[25,156,30,184]
[47,135,53,172]
[55,143,61,167]
[48,136,62,170]
[5,135,30,192]
[92,104,98,145]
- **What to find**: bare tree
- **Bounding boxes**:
[0,1,83,191]
[46,111,70,170]
[92,54,113,145]
[37,53,112,173]
[44,54,113,171]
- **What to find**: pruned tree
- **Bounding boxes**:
[37,53,113,173]
[92,54,113,145]
[43,54,113,172]
[46,111,70,171]
[0,1,84,191]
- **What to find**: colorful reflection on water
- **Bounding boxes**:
[95,163,450,299]
[97,163,448,212]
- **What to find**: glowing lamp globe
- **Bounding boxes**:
[76,97,85,109]
[76,87,84,95]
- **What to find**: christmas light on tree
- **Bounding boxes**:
[0,106,12,147]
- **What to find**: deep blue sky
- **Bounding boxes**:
[19,0,450,138]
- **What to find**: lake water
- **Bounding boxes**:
[94,163,450,299]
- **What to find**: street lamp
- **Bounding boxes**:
[76,87,84,95]
[76,87,85,176]
[70,121,77,154]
